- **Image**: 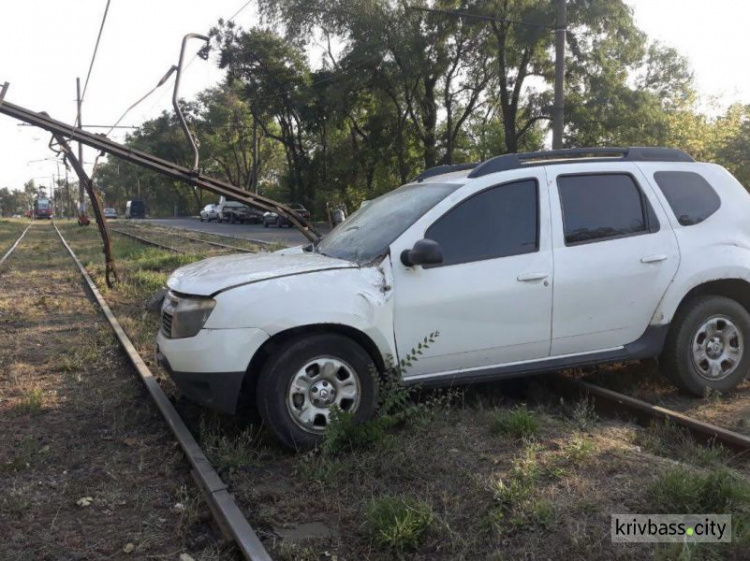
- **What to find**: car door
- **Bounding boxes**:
[391,170,554,379]
[546,164,680,356]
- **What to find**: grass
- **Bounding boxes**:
[571,397,598,430]
[365,496,433,551]
[636,421,727,467]
[0,222,231,559]
[200,419,262,472]
[53,219,750,560]
[646,466,750,515]
[11,388,44,415]
[646,466,750,558]
[563,434,597,465]
[1,437,44,473]
[492,444,543,508]
[489,405,540,438]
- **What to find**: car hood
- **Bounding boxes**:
[167,250,357,296]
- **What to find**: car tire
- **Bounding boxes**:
[256,333,379,450]
[661,295,750,395]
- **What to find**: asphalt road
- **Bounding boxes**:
[141,217,328,246]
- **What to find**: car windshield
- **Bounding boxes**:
[316,182,462,264]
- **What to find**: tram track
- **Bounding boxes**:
[0,222,31,266]
[47,220,270,561]
[552,373,750,456]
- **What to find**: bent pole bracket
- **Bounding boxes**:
[173,33,210,173]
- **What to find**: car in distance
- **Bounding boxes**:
[263,203,311,227]
[103,207,118,219]
[125,200,146,219]
[200,203,219,222]
[217,200,263,224]
[157,146,750,450]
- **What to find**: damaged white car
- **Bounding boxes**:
[157,147,750,449]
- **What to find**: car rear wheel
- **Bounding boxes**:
[256,333,379,450]
[661,295,750,395]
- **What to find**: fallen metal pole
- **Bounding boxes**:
[0,96,321,242]
[52,131,119,286]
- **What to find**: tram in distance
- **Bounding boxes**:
[32,196,52,219]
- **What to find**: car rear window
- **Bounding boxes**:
[557,174,653,245]
[653,171,721,226]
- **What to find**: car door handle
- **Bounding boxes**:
[517,272,549,282]
[640,254,668,264]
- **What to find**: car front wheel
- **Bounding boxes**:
[661,295,750,395]
[256,333,379,450]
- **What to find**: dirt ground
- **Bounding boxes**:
[0,222,234,560]
[20,219,750,560]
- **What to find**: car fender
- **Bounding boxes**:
[206,263,397,365]
[651,240,750,324]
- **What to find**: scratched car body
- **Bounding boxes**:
[157,147,750,449]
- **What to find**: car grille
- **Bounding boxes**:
[161,311,173,338]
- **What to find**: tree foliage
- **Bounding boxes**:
[40,0,750,218]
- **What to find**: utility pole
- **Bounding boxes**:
[76,77,85,217]
[251,112,259,193]
[552,0,567,149]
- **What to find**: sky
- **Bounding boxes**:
[1,0,749,192]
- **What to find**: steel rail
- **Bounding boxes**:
[129,222,254,253]
[153,222,287,248]
[0,223,32,267]
[53,221,271,561]
[109,227,185,253]
[553,375,750,454]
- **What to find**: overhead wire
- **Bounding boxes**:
[80,0,113,104]
[59,0,113,173]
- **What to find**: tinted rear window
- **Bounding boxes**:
[653,171,721,226]
[558,174,648,245]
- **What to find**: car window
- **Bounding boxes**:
[653,171,721,226]
[558,174,651,245]
[425,179,539,267]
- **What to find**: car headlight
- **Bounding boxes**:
[161,291,216,339]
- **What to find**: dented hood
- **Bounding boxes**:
[167,250,357,296]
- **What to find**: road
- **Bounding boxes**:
[141,217,329,246]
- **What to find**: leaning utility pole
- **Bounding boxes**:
[552,0,566,149]
[76,77,85,217]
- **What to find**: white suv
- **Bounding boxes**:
[156,147,750,449]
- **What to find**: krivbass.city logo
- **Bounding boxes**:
[611,514,732,543]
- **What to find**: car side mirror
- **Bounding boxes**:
[400,239,443,268]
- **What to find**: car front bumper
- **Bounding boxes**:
[155,327,269,414]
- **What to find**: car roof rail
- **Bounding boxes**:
[413,163,478,182]
[467,146,694,178]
